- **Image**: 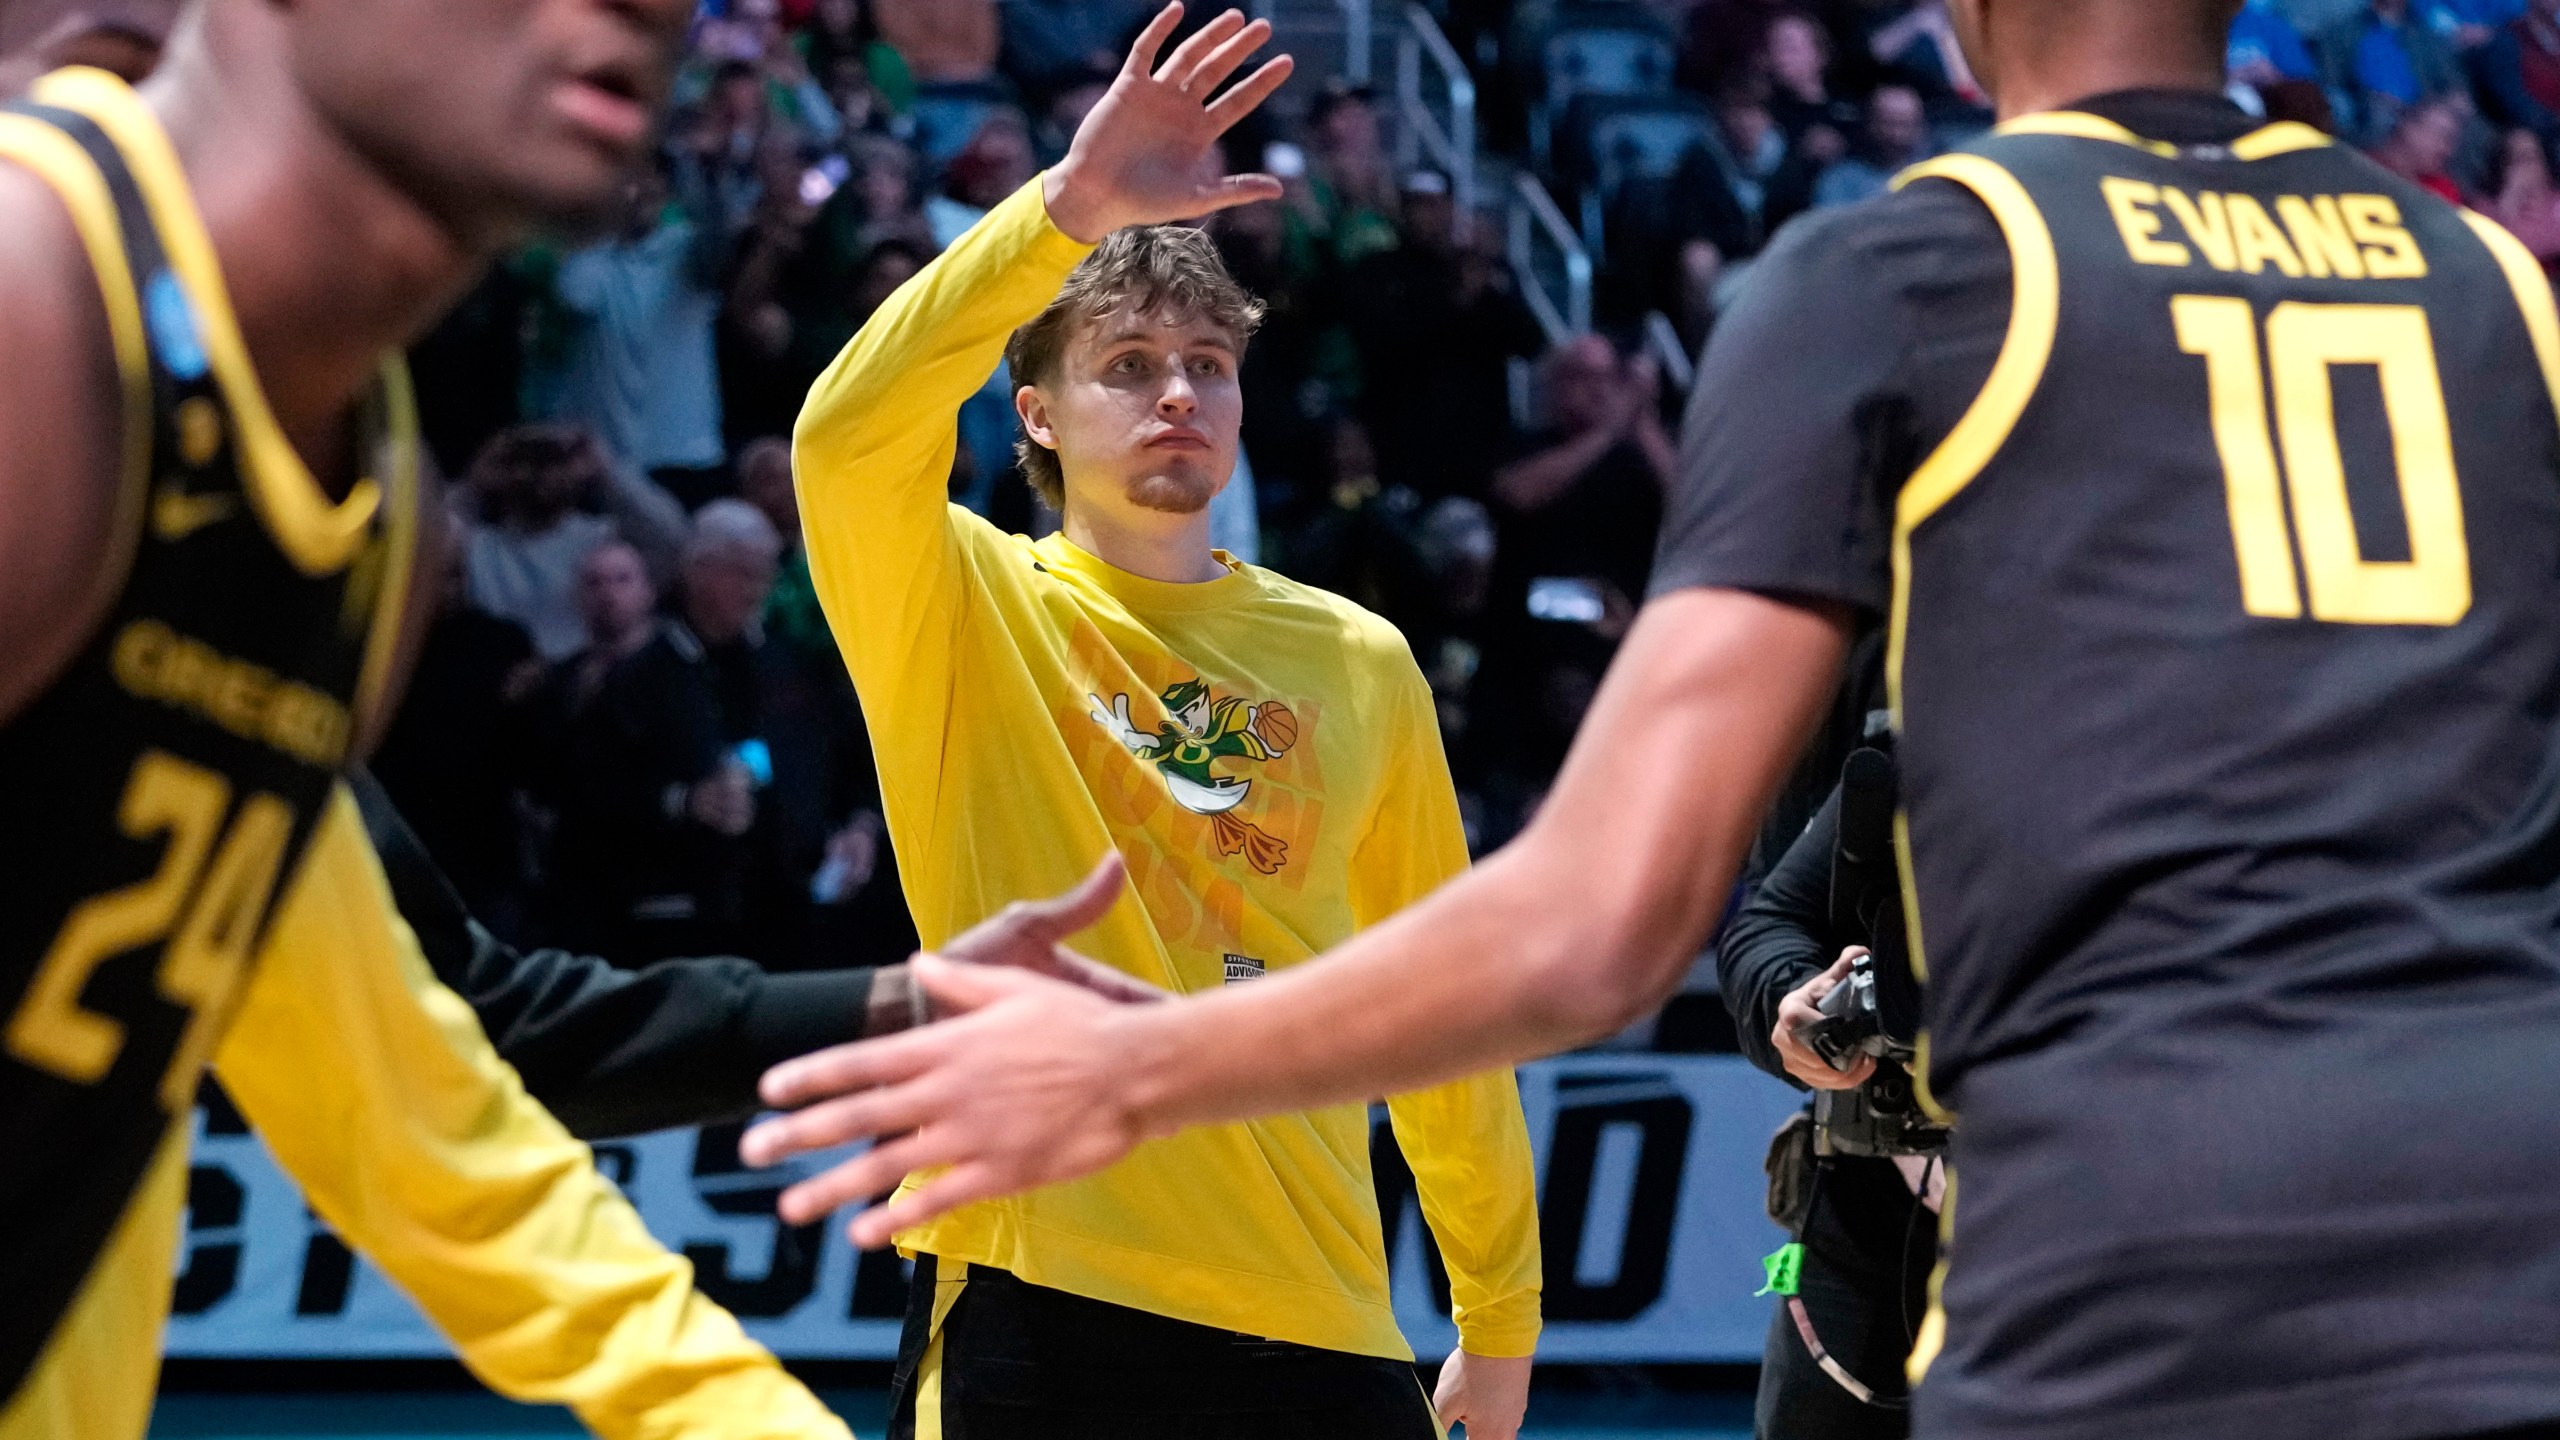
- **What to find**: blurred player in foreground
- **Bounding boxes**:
[747,1,2560,1436]
[0,1,848,1437]
[779,8,1541,1436]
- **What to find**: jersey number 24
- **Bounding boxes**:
[5,750,293,1111]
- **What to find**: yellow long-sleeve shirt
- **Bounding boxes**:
[793,178,1542,1361]
[0,792,852,1440]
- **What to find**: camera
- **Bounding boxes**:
[1799,949,1946,1158]
[1798,724,1949,1159]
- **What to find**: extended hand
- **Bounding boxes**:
[739,957,1159,1245]
[1042,4,1295,243]
[1434,1350,1532,1440]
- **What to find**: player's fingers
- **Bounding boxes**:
[754,1026,939,1112]
[749,1081,945,1180]
[911,950,1062,1014]
[775,1137,929,1226]
[1123,2,1185,78]
[1183,15,1272,96]
[1156,7,1245,86]
[1206,54,1294,133]
[848,1162,1014,1249]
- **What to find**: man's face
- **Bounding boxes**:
[738,443,800,538]
[576,543,654,640]
[1548,336,1622,435]
[1872,87,1926,160]
[1022,304,1244,521]
[684,545,778,644]
[286,0,693,244]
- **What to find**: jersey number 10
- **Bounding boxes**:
[5,750,293,1111]
[2174,296,2471,626]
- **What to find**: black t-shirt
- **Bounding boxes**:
[1658,90,2560,1440]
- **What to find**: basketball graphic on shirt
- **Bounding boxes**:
[1087,676,1300,874]
[1251,701,1298,756]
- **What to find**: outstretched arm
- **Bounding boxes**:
[744,587,1849,1242]
[216,789,851,1439]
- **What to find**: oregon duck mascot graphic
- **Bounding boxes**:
[1089,676,1300,874]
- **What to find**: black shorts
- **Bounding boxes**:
[887,1254,1445,1440]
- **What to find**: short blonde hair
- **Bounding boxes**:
[1003,225,1266,512]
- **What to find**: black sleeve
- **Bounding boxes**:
[1718,785,1849,1088]
[1650,181,2010,613]
[350,768,876,1139]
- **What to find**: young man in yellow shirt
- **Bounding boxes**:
[784,7,1540,1436]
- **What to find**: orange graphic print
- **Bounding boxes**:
[1089,676,1301,875]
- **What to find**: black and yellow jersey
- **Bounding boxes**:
[1655,89,2560,1440]
[0,68,418,1399]
[0,70,853,1440]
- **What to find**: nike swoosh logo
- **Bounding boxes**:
[152,486,237,542]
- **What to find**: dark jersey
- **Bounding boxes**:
[0,75,417,1400]
[1658,91,2560,1440]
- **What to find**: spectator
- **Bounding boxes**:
[1490,335,1674,626]
[735,436,837,656]
[1813,83,1934,208]
[2431,0,2528,49]
[871,0,1003,162]
[369,533,541,938]
[461,425,689,661]
[2474,0,2560,140]
[1302,82,1402,267]
[925,106,1040,246]
[2481,126,2560,265]
[2230,0,2321,87]
[999,0,1154,99]
[673,57,795,236]
[1651,78,1805,260]
[1342,171,1546,503]
[2322,0,2466,140]
[2372,93,2470,199]
[554,158,735,508]
[1763,11,1858,165]
[529,541,750,960]
[1680,0,1793,99]
[670,501,881,965]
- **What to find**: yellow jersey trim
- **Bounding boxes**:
[2462,211,2560,438]
[2230,121,2333,160]
[1994,111,2333,162]
[31,67,383,577]
[1906,1167,1957,1385]
[0,111,155,624]
[1883,153,2058,1120]
[1994,110,2176,156]
[350,356,422,733]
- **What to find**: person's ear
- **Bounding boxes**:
[1015,385,1060,452]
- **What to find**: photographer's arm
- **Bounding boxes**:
[1718,792,1843,1087]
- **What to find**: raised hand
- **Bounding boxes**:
[1042,4,1295,244]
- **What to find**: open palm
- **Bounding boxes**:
[1042,4,1296,243]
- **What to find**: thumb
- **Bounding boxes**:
[1194,172,1283,213]
[912,950,1051,1015]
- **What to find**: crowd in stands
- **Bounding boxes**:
[12,0,2560,983]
